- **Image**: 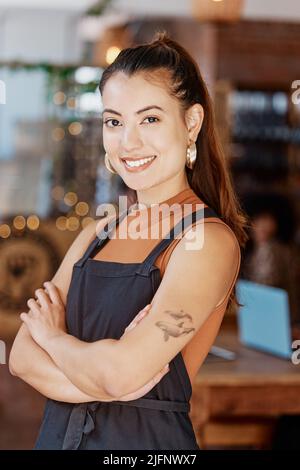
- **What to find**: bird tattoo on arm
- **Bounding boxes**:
[155,309,195,342]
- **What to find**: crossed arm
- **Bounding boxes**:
[9,323,109,403]
[10,221,239,401]
[8,219,115,403]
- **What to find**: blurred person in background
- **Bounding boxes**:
[241,192,300,450]
[241,192,300,332]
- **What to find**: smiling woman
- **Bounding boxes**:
[9,30,249,450]
[100,71,202,192]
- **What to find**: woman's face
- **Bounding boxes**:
[101,71,191,191]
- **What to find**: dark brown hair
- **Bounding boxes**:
[99,30,250,314]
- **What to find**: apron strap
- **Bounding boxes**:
[62,396,190,450]
[74,205,219,269]
[74,208,129,267]
[109,397,190,412]
[135,206,219,276]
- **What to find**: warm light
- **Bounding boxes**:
[13,215,26,230]
[0,224,11,238]
[67,97,77,109]
[66,217,80,231]
[52,128,65,142]
[51,186,64,201]
[68,122,83,136]
[81,217,95,229]
[64,192,78,206]
[56,216,68,231]
[106,46,121,65]
[53,91,66,105]
[192,0,243,21]
[27,215,40,230]
[75,202,89,216]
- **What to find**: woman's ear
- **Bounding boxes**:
[185,103,204,142]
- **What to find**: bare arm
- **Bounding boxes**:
[9,323,112,403]
[22,223,239,400]
[9,218,115,403]
[9,215,168,403]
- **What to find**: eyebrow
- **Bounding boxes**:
[102,105,165,116]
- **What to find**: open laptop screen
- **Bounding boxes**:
[236,279,292,359]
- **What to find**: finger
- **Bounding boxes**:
[135,304,151,321]
[124,321,138,333]
[124,323,136,333]
[34,288,51,309]
[160,363,170,374]
[143,304,152,311]
[125,305,151,332]
[125,312,147,332]
[27,308,35,318]
[154,364,170,382]
[20,312,30,324]
[27,298,41,315]
[134,311,147,324]
[156,363,170,377]
[43,281,64,307]
[139,304,151,313]
[140,304,151,313]
[123,304,153,336]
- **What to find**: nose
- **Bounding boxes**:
[121,125,143,153]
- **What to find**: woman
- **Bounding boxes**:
[9,32,248,450]
[241,191,300,325]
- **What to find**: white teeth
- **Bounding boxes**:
[124,156,156,168]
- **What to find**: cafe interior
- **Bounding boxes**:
[1,0,300,450]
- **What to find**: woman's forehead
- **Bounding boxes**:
[102,72,171,105]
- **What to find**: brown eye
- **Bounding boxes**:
[104,119,121,127]
[143,116,159,124]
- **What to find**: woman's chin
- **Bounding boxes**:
[124,183,154,192]
[121,176,157,192]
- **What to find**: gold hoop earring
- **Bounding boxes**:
[186,142,197,170]
[104,153,118,174]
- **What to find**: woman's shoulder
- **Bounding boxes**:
[160,213,241,314]
[183,220,240,261]
[161,206,240,279]
[181,197,241,255]
[157,197,241,278]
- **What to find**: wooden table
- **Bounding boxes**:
[190,328,300,449]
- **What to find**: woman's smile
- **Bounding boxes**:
[121,155,157,173]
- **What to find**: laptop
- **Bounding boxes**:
[236,279,293,360]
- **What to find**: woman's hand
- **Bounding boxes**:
[115,304,170,402]
[20,281,67,348]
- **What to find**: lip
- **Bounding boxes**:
[121,156,157,173]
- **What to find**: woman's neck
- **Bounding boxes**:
[136,177,191,208]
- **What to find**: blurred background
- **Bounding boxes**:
[1,0,300,451]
